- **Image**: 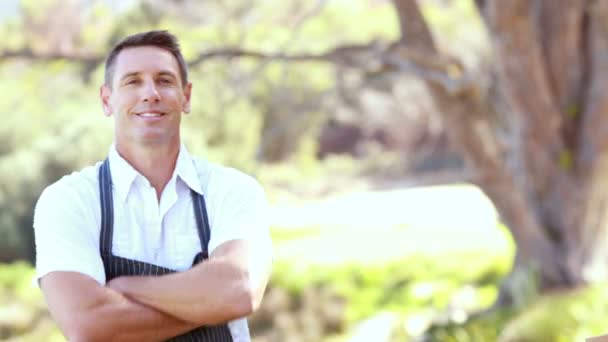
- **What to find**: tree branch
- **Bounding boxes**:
[392,0,436,50]
[0,48,101,64]
[381,52,474,96]
[186,43,474,95]
[0,40,471,96]
[187,47,338,65]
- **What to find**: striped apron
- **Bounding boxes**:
[98,158,234,342]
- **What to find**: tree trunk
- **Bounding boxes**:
[480,0,608,290]
[392,0,608,298]
[573,0,608,283]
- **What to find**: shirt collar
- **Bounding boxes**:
[107,143,203,203]
[108,144,139,204]
[174,143,204,196]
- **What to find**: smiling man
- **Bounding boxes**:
[33,30,272,341]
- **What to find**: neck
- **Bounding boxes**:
[115,140,180,200]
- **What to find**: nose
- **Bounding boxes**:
[141,80,161,103]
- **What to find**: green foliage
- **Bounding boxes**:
[426,307,516,342]
[427,284,608,342]
[499,284,608,342]
[271,244,510,325]
[0,17,25,50]
[0,262,60,341]
[421,0,490,64]
[287,1,398,50]
[422,0,482,37]
[0,261,41,306]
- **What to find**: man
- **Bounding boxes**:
[33,30,272,341]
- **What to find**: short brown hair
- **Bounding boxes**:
[104,30,188,87]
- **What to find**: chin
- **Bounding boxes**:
[136,133,179,147]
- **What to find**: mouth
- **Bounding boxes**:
[135,111,166,118]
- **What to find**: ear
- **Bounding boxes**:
[182,82,192,114]
[100,84,113,117]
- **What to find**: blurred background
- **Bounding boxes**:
[1,0,608,341]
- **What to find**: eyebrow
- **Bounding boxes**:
[119,71,140,82]
[119,70,178,82]
[158,71,178,79]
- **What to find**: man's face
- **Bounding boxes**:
[100,46,192,147]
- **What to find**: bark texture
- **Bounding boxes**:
[393,0,608,294]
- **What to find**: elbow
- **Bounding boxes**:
[231,284,257,318]
[234,268,268,316]
[249,284,265,313]
[63,317,109,342]
[221,265,258,319]
[190,282,255,325]
[230,269,264,318]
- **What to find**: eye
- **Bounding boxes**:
[159,78,173,84]
[125,79,139,85]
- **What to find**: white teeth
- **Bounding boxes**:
[138,113,162,117]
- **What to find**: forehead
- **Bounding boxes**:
[113,46,181,80]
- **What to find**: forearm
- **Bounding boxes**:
[41,271,198,342]
[110,240,272,326]
[81,288,197,342]
[109,258,253,325]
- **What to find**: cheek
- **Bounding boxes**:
[114,96,136,113]
[164,89,184,105]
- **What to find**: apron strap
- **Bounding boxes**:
[191,190,212,262]
[98,158,114,256]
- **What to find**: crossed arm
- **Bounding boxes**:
[40,239,272,342]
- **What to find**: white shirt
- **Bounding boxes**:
[33,144,272,341]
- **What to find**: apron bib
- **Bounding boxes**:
[98,158,234,342]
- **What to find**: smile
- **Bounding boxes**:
[136,112,165,117]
